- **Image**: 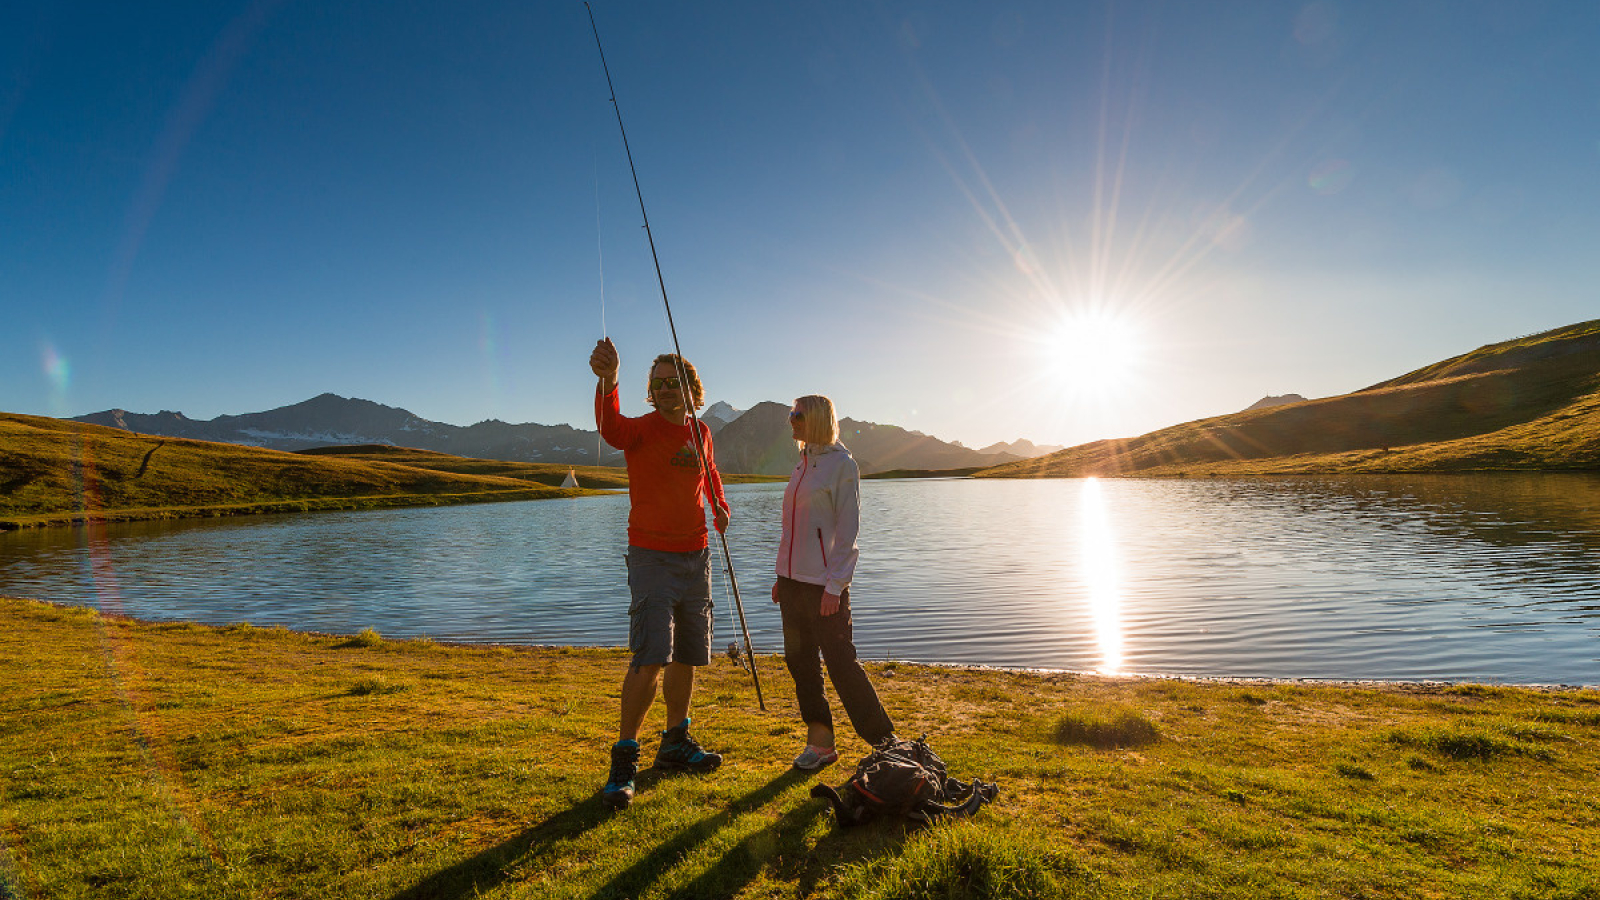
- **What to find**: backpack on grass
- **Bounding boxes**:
[810,736,998,827]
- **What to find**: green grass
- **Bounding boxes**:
[3,595,1597,899]
[979,318,1600,477]
[824,824,1099,899]
[1052,707,1160,750]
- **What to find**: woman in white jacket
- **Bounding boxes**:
[772,394,896,771]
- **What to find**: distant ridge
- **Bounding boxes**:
[978,318,1600,477]
[75,394,623,466]
[1244,394,1307,411]
[977,438,1065,458]
[712,402,1021,476]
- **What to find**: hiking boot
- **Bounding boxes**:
[654,718,722,773]
[602,740,640,810]
[792,744,839,772]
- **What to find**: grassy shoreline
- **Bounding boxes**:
[0,486,586,531]
[4,595,1597,899]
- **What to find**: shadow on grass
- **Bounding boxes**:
[653,782,913,900]
[390,766,915,900]
[386,769,671,900]
[586,767,812,900]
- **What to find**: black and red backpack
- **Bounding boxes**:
[810,736,998,827]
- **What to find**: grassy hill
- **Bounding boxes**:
[0,413,603,529]
[980,319,1600,478]
[298,445,780,488]
[295,444,634,489]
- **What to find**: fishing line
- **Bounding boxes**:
[594,154,607,468]
[594,154,608,342]
[585,1,765,710]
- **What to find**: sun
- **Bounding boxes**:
[1035,308,1145,396]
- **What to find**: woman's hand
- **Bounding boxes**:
[820,591,841,617]
[771,581,781,604]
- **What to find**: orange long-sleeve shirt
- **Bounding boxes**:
[596,384,728,552]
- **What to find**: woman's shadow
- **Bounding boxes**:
[642,776,911,900]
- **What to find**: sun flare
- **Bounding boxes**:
[1035,308,1145,395]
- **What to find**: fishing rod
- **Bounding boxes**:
[585,2,766,711]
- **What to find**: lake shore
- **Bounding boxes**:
[0,486,594,531]
[4,594,1597,899]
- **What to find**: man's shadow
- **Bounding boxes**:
[386,768,669,900]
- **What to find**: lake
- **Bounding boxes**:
[3,475,1598,686]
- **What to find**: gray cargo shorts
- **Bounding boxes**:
[626,546,714,668]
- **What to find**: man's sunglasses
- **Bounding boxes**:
[649,377,682,391]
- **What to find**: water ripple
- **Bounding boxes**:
[2,474,1598,684]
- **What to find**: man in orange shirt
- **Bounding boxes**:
[589,338,731,811]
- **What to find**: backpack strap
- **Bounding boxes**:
[914,780,1000,823]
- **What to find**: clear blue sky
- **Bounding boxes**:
[4,1,1596,450]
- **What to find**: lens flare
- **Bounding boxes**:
[1309,159,1354,195]
[41,343,71,390]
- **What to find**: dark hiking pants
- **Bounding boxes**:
[775,576,895,746]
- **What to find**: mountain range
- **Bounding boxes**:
[978,437,1066,457]
[75,394,625,466]
[71,394,1051,475]
[53,318,1599,491]
[711,402,1027,476]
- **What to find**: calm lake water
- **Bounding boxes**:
[3,475,1598,686]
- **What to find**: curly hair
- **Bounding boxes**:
[646,353,706,410]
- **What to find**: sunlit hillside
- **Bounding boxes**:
[0,414,595,529]
[297,445,778,486]
[979,319,1600,478]
[295,445,633,489]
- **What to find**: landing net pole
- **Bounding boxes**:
[586,2,765,710]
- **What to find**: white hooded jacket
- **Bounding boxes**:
[775,441,860,596]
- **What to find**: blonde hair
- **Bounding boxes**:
[792,394,839,446]
[646,354,705,409]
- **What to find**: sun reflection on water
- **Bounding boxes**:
[1079,478,1125,674]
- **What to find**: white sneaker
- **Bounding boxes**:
[792,744,839,772]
